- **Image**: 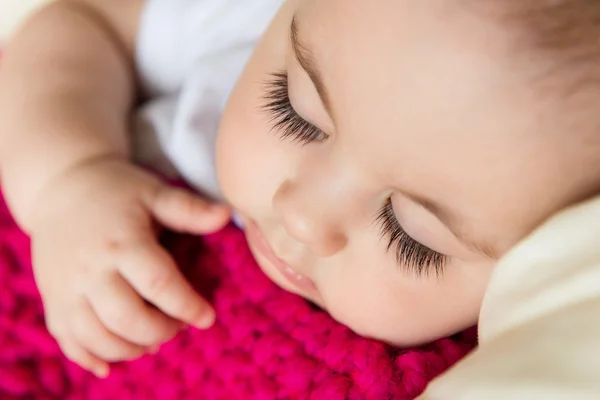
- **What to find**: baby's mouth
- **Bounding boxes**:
[244,219,319,296]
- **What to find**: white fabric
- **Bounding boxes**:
[133,1,600,397]
[133,0,282,199]
[419,197,600,399]
[0,0,54,40]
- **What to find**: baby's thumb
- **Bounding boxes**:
[148,186,231,234]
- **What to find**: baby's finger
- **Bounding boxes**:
[119,239,215,329]
[148,186,231,234]
[70,299,147,362]
[87,273,181,346]
[57,338,109,379]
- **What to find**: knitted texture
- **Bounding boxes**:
[0,191,477,400]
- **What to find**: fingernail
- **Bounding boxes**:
[94,365,109,379]
[194,311,215,329]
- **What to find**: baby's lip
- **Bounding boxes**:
[244,219,319,295]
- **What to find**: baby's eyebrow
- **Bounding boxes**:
[290,15,334,119]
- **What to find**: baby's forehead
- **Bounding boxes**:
[298,0,516,64]
[292,3,567,170]
[295,0,528,122]
[297,0,591,126]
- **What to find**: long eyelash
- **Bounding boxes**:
[261,71,327,145]
[376,200,446,277]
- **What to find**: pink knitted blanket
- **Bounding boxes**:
[0,190,476,399]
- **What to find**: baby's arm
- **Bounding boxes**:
[0,0,230,377]
[0,0,140,229]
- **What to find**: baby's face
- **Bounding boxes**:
[217,0,592,345]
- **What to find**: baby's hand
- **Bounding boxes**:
[28,158,230,378]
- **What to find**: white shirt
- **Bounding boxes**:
[133,1,600,398]
[133,0,283,200]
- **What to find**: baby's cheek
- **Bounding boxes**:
[313,261,455,346]
[218,130,276,219]
[216,106,255,205]
[313,267,382,338]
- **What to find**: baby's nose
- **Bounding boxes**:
[273,180,348,258]
[281,208,347,257]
